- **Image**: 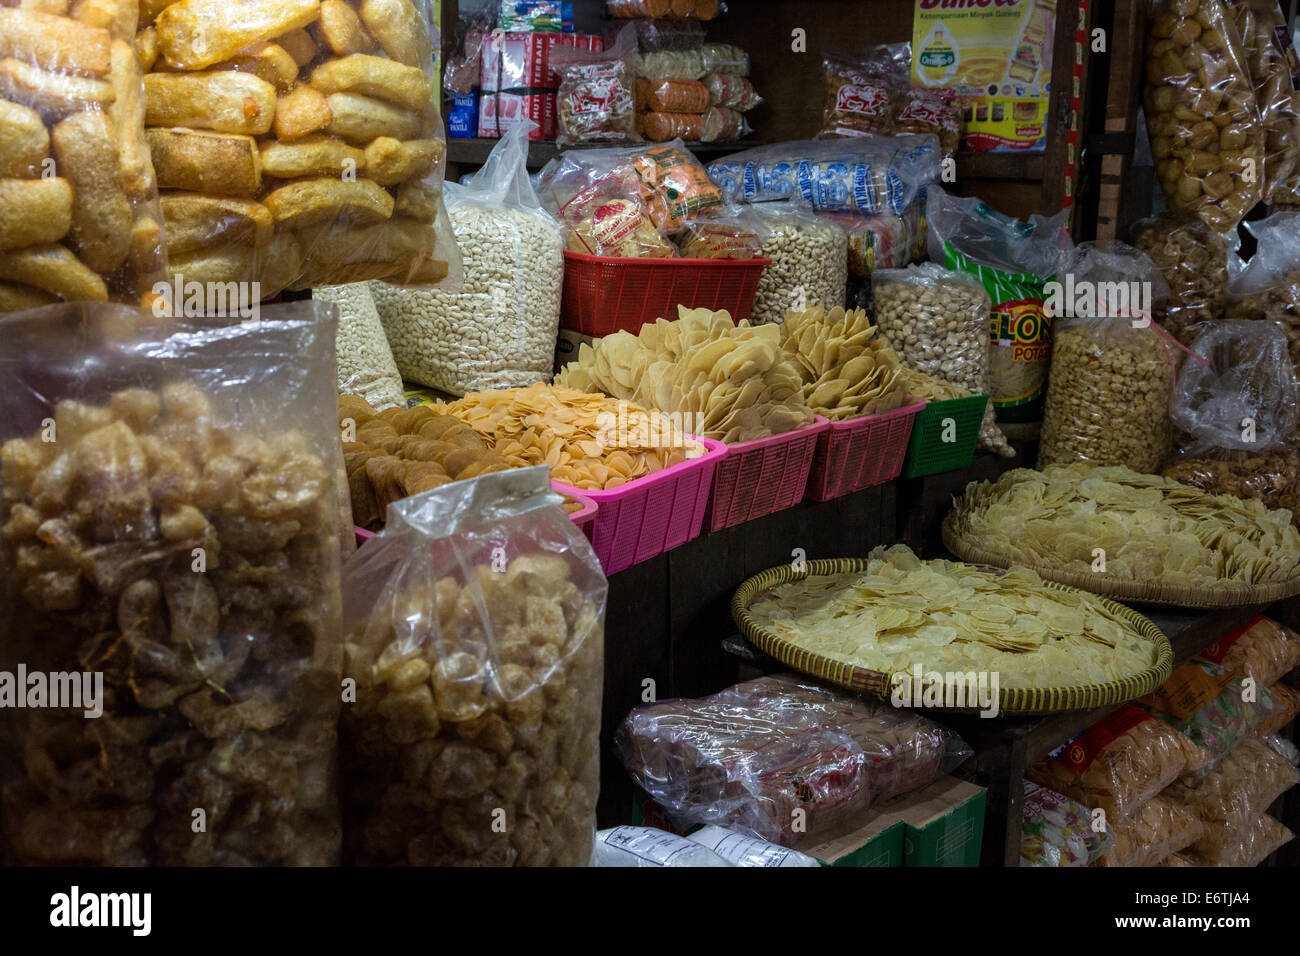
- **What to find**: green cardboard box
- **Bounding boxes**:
[807,819,905,867]
[891,776,987,867]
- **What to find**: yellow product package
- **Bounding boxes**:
[911,0,1057,152]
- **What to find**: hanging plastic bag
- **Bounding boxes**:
[374,122,565,396]
[315,283,405,410]
[1226,211,1300,367]
[1130,210,1230,346]
[1038,241,1175,473]
[926,187,1069,422]
[340,466,606,866]
[1227,0,1300,204]
[0,300,347,865]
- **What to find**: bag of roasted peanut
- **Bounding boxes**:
[0,300,347,865]
[340,466,607,866]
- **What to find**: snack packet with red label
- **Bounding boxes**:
[554,23,640,146]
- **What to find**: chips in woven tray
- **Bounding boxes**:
[949,464,1300,589]
[1026,705,1210,821]
[1197,616,1300,686]
[777,305,911,420]
[442,383,705,491]
[898,366,972,402]
[1090,794,1204,867]
[744,544,1163,691]
[555,306,815,443]
[338,394,514,529]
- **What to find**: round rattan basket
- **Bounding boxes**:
[730,557,1174,716]
[941,516,1300,609]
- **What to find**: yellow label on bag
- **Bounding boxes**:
[911,0,1057,152]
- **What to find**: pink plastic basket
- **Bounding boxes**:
[702,416,829,532]
[553,437,727,575]
[353,481,599,545]
[805,401,925,502]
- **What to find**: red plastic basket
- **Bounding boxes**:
[804,401,925,502]
[553,437,727,575]
[702,416,829,532]
[560,250,770,336]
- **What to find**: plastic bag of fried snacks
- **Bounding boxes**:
[340,466,606,865]
[1090,795,1203,866]
[0,0,166,311]
[142,0,461,299]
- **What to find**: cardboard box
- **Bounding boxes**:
[888,776,987,867]
[553,326,596,376]
[480,31,601,91]
[478,90,554,139]
[805,817,905,868]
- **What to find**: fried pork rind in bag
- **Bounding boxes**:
[1197,813,1295,866]
[1130,211,1229,346]
[1227,0,1300,204]
[1165,736,1300,860]
[1027,708,1210,822]
[1020,780,1112,867]
[0,0,166,309]
[144,0,461,293]
[0,301,346,865]
[1091,795,1204,867]
[1143,0,1265,233]
[616,673,970,849]
[339,466,606,866]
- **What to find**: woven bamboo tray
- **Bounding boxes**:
[731,557,1174,716]
[941,516,1300,610]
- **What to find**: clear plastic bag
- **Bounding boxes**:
[677,205,767,259]
[0,301,346,865]
[700,105,748,142]
[700,41,748,75]
[591,826,732,867]
[636,48,706,81]
[819,50,901,138]
[339,466,607,866]
[1020,780,1113,867]
[1027,706,1211,822]
[1195,813,1294,866]
[892,88,962,158]
[1227,211,1300,368]
[314,283,405,410]
[1091,795,1204,867]
[1260,730,1300,765]
[1227,0,1300,204]
[745,201,848,325]
[1038,242,1175,473]
[608,0,722,19]
[616,673,971,849]
[0,0,165,310]
[144,0,461,292]
[554,24,639,147]
[817,205,924,277]
[872,261,1012,458]
[705,72,761,111]
[707,134,942,216]
[636,77,709,113]
[1256,683,1300,737]
[607,17,705,52]
[926,187,1069,422]
[1130,211,1229,346]
[638,110,703,142]
[375,123,564,396]
[1144,0,1265,233]
[1149,683,1275,766]
[686,825,822,867]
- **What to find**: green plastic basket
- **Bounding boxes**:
[901,393,988,478]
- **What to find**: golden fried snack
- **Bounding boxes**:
[144,70,276,134]
[278,27,316,66]
[403,256,448,284]
[50,110,131,272]
[262,176,393,229]
[107,39,153,199]
[134,25,158,70]
[156,0,321,70]
[167,242,255,284]
[126,213,163,277]
[0,57,114,118]
[0,8,111,76]
[253,230,303,297]
[0,281,57,311]
[296,216,433,270]
[309,53,432,111]
[146,127,261,194]
[0,242,107,301]
[0,177,72,249]
[273,83,333,141]
[314,0,374,56]
[8,0,70,13]
[394,177,439,221]
[358,0,429,68]
[159,192,273,254]
[70,0,126,31]
[325,91,420,144]
[211,41,297,90]
[261,135,365,178]
[137,0,171,23]
[0,99,49,177]
[362,136,441,186]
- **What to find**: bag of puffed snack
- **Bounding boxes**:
[1195,615,1300,688]
[339,466,607,866]
[677,206,767,259]
[1091,795,1204,867]
[1226,210,1300,369]
[1020,780,1112,867]
[1130,211,1230,346]
[818,48,902,139]
[1026,705,1211,823]
[699,105,748,143]
[0,0,166,311]
[535,149,676,256]
[0,300,347,865]
[554,23,639,147]
[142,0,461,295]
[627,141,723,232]
[1146,682,1276,767]
[1227,0,1300,205]
[1196,814,1295,866]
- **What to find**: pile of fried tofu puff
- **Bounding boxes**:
[0,0,449,312]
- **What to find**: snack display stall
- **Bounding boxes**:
[2,0,1300,891]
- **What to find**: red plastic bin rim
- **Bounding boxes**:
[352,480,599,542]
[823,399,926,432]
[550,435,728,503]
[716,415,831,456]
[562,250,772,269]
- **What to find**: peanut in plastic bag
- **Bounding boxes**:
[0,300,347,865]
[0,0,166,310]
[314,282,405,410]
[339,466,607,866]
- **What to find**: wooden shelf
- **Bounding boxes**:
[956,150,1046,182]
